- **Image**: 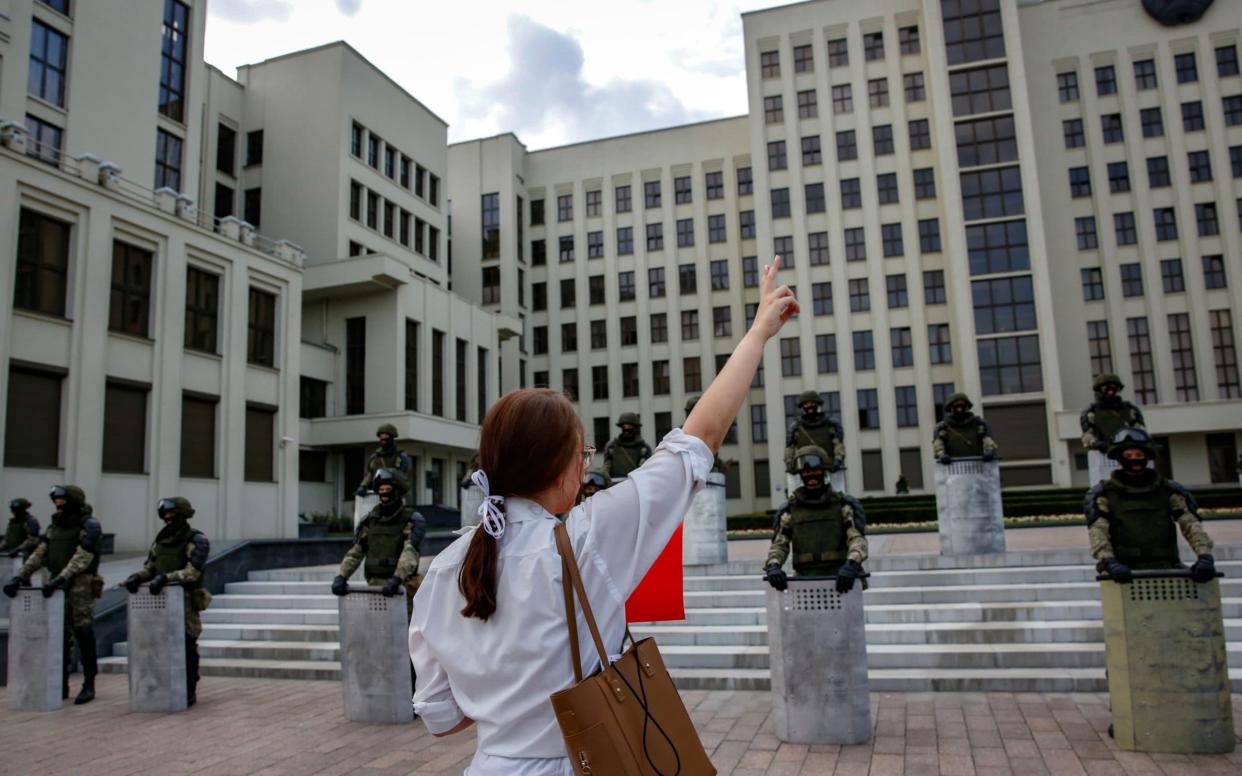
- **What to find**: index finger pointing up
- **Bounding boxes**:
[761,255,782,296]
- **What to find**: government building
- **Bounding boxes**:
[2,0,1240,549]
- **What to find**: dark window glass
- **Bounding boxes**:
[961,166,1023,220]
[1075,217,1098,250]
[1175,52,1198,83]
[929,323,952,364]
[247,288,276,367]
[1218,45,1240,77]
[737,167,753,195]
[1114,212,1137,245]
[14,208,69,317]
[836,130,857,161]
[1134,59,1157,90]
[949,64,1010,116]
[853,331,875,370]
[1127,317,1157,403]
[481,193,500,258]
[924,270,946,304]
[246,130,264,166]
[1057,72,1079,102]
[1183,101,1205,131]
[1140,107,1163,138]
[972,275,1037,334]
[159,0,190,120]
[909,119,931,150]
[1087,321,1112,375]
[244,405,275,482]
[1095,65,1116,95]
[955,115,1017,167]
[873,124,894,155]
[943,0,1005,65]
[184,267,219,353]
[405,320,419,411]
[180,395,216,478]
[155,129,183,191]
[1108,161,1130,193]
[978,334,1043,396]
[5,366,62,467]
[1120,263,1144,297]
[28,20,68,107]
[109,242,152,337]
[919,219,941,253]
[1147,156,1170,187]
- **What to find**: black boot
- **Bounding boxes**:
[185,634,200,707]
[73,626,97,705]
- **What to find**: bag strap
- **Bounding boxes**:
[554,523,610,675]
[561,552,584,683]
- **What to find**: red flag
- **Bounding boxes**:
[625,525,684,623]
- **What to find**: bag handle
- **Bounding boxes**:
[554,523,610,679]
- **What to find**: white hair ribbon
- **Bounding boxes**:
[471,469,507,539]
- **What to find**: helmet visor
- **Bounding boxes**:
[48,486,67,500]
[1112,428,1149,446]
[584,472,607,488]
[796,452,826,470]
[157,498,178,515]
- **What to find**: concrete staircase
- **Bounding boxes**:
[100,546,1242,692]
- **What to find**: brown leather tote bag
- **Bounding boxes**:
[550,523,716,776]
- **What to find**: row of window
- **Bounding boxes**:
[14,208,279,366]
[214,123,264,176]
[529,170,754,225]
[758,25,920,79]
[349,120,440,206]
[348,180,440,260]
[1085,310,1240,404]
[1080,255,1229,300]
[1062,99,1242,152]
[4,364,279,482]
[1069,150,1237,205]
[1056,45,1240,103]
[1074,202,1235,248]
[762,72,927,125]
[766,120,933,172]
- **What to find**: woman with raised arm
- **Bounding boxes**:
[410,257,799,775]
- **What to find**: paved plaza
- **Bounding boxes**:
[0,674,1239,775]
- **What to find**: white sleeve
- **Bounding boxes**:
[566,428,713,598]
[409,596,465,734]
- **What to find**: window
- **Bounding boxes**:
[877,173,899,204]
[244,129,264,167]
[1087,320,1113,375]
[926,323,952,365]
[1147,156,1171,187]
[708,214,726,243]
[1140,107,1163,138]
[1153,207,1177,241]
[1069,167,1091,198]
[943,0,1004,64]
[848,277,870,312]
[893,385,918,428]
[832,84,852,114]
[428,330,445,416]
[856,389,880,430]
[399,210,410,247]
[108,242,153,337]
[681,310,699,340]
[868,78,889,108]
[23,115,62,166]
[796,90,818,120]
[184,267,219,354]
[481,193,500,258]
[588,275,605,306]
[428,175,440,207]
[560,235,575,262]
[14,208,70,318]
[561,322,578,351]
[671,176,692,205]
[552,193,570,222]
[590,320,607,349]
[1203,255,1227,289]
[1127,317,1157,403]
[591,366,609,401]
[873,124,894,155]
[801,136,822,166]
[1188,150,1212,182]
[29,20,68,108]
[899,25,920,54]
[649,267,665,298]
[646,223,664,251]
[746,303,759,332]
[1081,267,1105,301]
[1161,258,1185,293]
[383,202,395,239]
[768,141,787,171]
[901,73,926,104]
[618,270,636,301]
[620,315,638,345]
[807,232,829,266]
[481,266,501,304]
[1095,65,1117,95]
[836,130,857,161]
[1134,59,1157,90]
[1120,263,1144,297]
[883,275,908,309]
[1063,119,1084,149]
[1209,310,1241,398]
[956,115,1017,167]
[825,36,849,66]
[676,219,694,247]
[615,185,631,213]
[585,189,601,217]
[742,256,759,287]
[179,394,216,478]
[915,220,940,255]
[763,95,783,124]
[586,230,604,259]
[1183,101,1205,131]
[243,187,261,228]
[644,181,661,208]
[770,187,790,218]
[739,210,756,239]
[1168,313,1199,401]
[1233,146,1242,178]
[560,278,576,308]
[760,50,780,78]
[246,289,276,367]
[1057,72,1079,102]
[793,44,814,73]
[972,274,1037,335]
[811,282,833,315]
[891,327,914,367]
[402,320,420,412]
[156,0,191,118]
[344,317,366,414]
[750,404,768,444]
[950,64,1010,117]
[1224,95,1242,126]
[243,405,275,482]
[909,119,931,150]
[978,334,1043,395]
[773,236,794,262]
[1101,113,1124,143]
[616,227,634,255]
[1108,161,1130,193]
[154,129,184,191]
[1219,45,1240,77]
[910,168,936,200]
[864,31,884,61]
[617,363,638,399]
[679,263,697,295]
[1197,203,1219,236]
[650,313,668,343]
[845,228,866,261]
[852,331,875,370]
[705,171,724,200]
[961,166,1023,220]
[712,306,732,337]
[882,223,904,257]
[383,146,397,179]
[560,368,579,401]
[1070,217,1098,251]
[924,270,946,304]
[802,182,825,214]
[100,382,148,474]
[1176,52,1198,83]
[737,167,753,195]
[1114,212,1137,245]
[532,281,547,311]
[710,260,729,291]
[400,156,411,188]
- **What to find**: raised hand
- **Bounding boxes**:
[750,255,799,340]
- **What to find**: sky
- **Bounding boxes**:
[203,0,791,150]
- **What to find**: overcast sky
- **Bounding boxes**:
[204,0,789,149]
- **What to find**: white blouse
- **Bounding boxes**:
[409,428,713,776]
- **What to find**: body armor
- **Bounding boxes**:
[1090,401,1136,443]
[1100,476,1179,569]
[791,417,839,459]
[363,507,412,580]
[4,517,28,549]
[47,513,99,577]
[152,522,203,589]
[938,416,987,458]
[788,487,848,575]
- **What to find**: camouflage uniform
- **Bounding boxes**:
[603,412,652,479]
[784,391,846,473]
[932,393,998,460]
[4,498,40,558]
[1080,374,1145,451]
[766,487,868,577]
[338,501,425,615]
[1086,474,1212,569]
[358,423,414,494]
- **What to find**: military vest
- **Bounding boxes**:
[364,507,409,580]
[4,516,27,550]
[793,417,838,454]
[607,440,648,478]
[1101,476,1179,569]
[788,488,847,574]
[941,416,985,457]
[46,514,99,577]
[1091,402,1132,442]
[152,523,202,589]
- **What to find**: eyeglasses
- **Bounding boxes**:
[582,446,596,465]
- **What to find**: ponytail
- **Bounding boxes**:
[459,527,500,621]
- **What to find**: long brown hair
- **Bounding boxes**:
[459,389,582,621]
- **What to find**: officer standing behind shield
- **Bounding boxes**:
[932,393,998,463]
[121,498,211,706]
[1086,429,1216,582]
[764,446,868,594]
[1080,374,1146,453]
[3,498,40,558]
[577,468,611,504]
[356,423,414,496]
[3,485,104,704]
[602,412,652,479]
[784,390,845,474]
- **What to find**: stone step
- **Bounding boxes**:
[200,608,339,625]
[99,656,341,681]
[247,565,340,582]
[200,623,339,642]
[210,594,338,610]
[225,581,336,596]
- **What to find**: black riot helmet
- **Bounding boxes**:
[583,471,609,489]
[10,497,31,514]
[1107,428,1156,473]
[372,468,405,506]
[156,497,195,522]
[794,445,829,491]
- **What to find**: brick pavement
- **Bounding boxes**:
[2,675,1239,775]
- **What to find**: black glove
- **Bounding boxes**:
[1189,554,1216,583]
[830,462,845,473]
[7,549,21,558]
[43,576,66,598]
[3,576,25,598]
[355,485,368,497]
[981,450,996,462]
[937,454,952,465]
[763,565,787,592]
[835,560,863,594]
[331,575,349,596]
[1092,439,1109,452]
[1103,558,1132,583]
[123,574,143,594]
[148,574,169,595]
[380,577,402,597]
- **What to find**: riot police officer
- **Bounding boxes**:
[122,498,211,706]
[356,423,413,496]
[764,446,868,594]
[1080,374,1146,452]
[1087,429,1216,583]
[3,498,40,558]
[932,393,998,463]
[3,485,104,704]
[603,412,652,479]
[784,390,845,474]
[578,468,611,503]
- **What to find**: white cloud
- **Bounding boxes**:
[335,0,363,16]
[209,0,293,23]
